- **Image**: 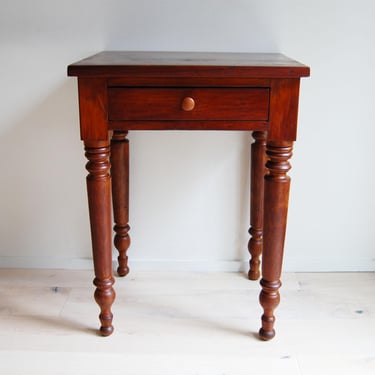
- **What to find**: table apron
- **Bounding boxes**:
[108,121,269,131]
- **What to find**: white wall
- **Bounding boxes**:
[1,0,374,272]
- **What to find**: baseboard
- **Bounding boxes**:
[128,259,247,272]
[0,256,374,272]
[0,256,247,272]
[0,256,95,270]
[283,257,375,272]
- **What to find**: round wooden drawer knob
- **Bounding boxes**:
[182,97,195,111]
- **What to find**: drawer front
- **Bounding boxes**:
[108,87,269,121]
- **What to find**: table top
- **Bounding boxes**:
[67,51,310,78]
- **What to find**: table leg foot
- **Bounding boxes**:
[114,224,130,277]
[259,327,276,341]
[258,278,281,340]
[94,277,115,336]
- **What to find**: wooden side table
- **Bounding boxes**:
[67,51,309,340]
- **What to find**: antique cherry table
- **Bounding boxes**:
[67,51,309,340]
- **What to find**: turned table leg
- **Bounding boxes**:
[84,140,115,336]
[110,131,131,277]
[258,140,293,341]
[248,131,267,280]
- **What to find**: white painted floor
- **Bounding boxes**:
[0,269,374,374]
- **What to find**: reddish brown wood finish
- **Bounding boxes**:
[84,140,115,336]
[68,51,310,78]
[259,141,293,340]
[68,51,309,339]
[182,96,195,112]
[110,131,131,277]
[108,87,269,121]
[248,131,267,280]
[268,79,301,141]
[78,78,108,141]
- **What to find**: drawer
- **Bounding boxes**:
[108,87,269,121]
